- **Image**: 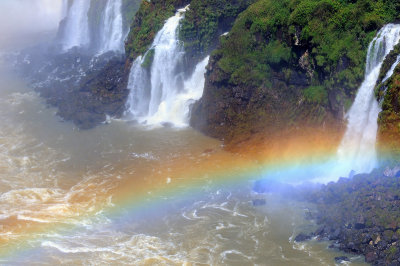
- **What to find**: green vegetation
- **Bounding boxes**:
[378,64,400,161]
[141,48,155,69]
[121,0,142,28]
[303,86,328,104]
[217,0,400,94]
[125,0,189,60]
[179,0,255,60]
[303,170,400,264]
[191,0,400,141]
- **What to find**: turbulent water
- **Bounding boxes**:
[0,54,368,264]
[127,6,207,127]
[337,24,400,175]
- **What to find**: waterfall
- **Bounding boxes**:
[127,56,151,117]
[147,56,209,126]
[147,8,186,119]
[61,0,69,19]
[337,24,400,175]
[61,0,91,51]
[98,0,124,53]
[126,6,207,127]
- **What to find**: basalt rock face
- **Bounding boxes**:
[125,0,191,62]
[190,0,400,143]
[125,0,254,75]
[14,48,129,129]
[179,0,255,69]
[190,52,313,141]
[377,65,400,162]
[12,0,140,129]
[375,43,400,162]
[303,171,400,265]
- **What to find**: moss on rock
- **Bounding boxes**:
[191,0,400,142]
[378,64,400,162]
[179,0,255,62]
[124,0,190,61]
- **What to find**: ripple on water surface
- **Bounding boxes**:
[0,65,367,265]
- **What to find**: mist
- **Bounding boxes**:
[0,0,62,50]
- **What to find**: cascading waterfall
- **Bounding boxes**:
[98,0,124,53]
[61,0,69,19]
[336,24,400,175]
[61,0,91,51]
[147,8,186,121]
[126,6,208,127]
[127,55,151,117]
[147,56,210,126]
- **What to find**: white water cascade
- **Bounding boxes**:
[98,0,125,53]
[147,55,209,126]
[61,0,91,51]
[126,6,208,127]
[337,24,400,175]
[61,0,69,19]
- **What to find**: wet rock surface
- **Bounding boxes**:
[294,233,313,242]
[301,169,400,265]
[334,256,350,263]
[254,166,400,265]
[13,46,129,129]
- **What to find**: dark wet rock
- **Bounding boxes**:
[13,48,129,129]
[330,228,342,239]
[329,242,340,249]
[354,223,366,230]
[296,169,400,265]
[334,256,349,263]
[252,199,266,206]
[365,251,378,263]
[294,233,312,242]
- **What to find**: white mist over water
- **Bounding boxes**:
[126,6,209,127]
[337,24,400,175]
[99,0,125,53]
[0,0,62,50]
[61,0,91,51]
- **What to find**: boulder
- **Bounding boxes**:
[294,233,312,242]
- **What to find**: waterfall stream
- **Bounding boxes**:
[337,24,400,175]
[60,0,125,54]
[126,6,209,127]
[98,0,124,53]
[61,0,69,20]
[61,0,91,51]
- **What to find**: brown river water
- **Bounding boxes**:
[0,50,368,265]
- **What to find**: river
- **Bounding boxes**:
[0,43,367,265]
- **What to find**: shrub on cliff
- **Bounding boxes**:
[191,0,400,141]
[125,0,190,60]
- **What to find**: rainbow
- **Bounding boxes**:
[0,131,376,262]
